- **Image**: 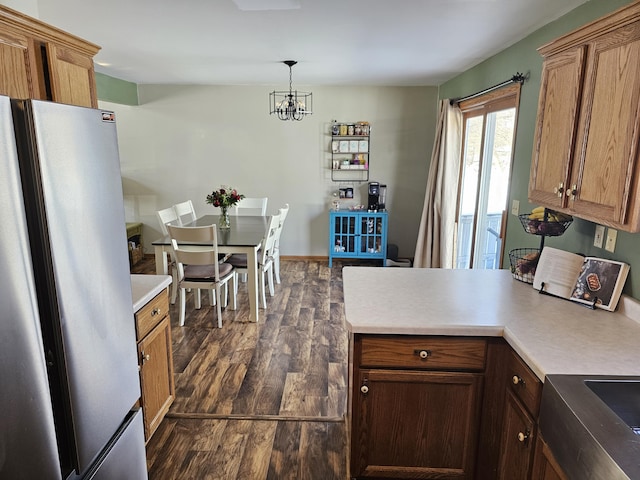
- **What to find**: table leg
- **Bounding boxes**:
[247,246,259,323]
[155,245,168,275]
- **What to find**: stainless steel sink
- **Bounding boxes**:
[585,380,640,434]
[539,375,640,480]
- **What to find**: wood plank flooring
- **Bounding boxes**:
[131,256,363,480]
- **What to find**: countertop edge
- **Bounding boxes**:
[131,274,172,312]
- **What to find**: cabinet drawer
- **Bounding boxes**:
[135,291,169,341]
[507,350,542,416]
[359,336,486,371]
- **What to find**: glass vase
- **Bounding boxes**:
[219,207,231,230]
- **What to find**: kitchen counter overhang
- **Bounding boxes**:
[342,267,640,381]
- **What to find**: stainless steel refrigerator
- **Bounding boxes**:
[0,96,148,479]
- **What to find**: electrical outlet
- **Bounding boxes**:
[594,225,605,248]
[511,200,520,216]
[605,228,618,252]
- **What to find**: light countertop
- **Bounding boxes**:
[342,267,640,381]
[131,274,172,312]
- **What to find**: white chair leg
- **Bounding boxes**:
[274,254,281,284]
[267,266,275,297]
[179,288,186,326]
[194,289,202,310]
[215,288,223,328]
[221,283,228,307]
[170,266,178,305]
[259,269,267,309]
[229,274,237,310]
[209,289,215,306]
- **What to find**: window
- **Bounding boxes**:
[455,84,520,269]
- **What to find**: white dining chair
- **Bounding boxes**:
[174,200,197,225]
[228,197,268,216]
[167,224,237,328]
[227,212,281,309]
[273,204,289,284]
[156,206,181,304]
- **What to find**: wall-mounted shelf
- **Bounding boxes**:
[330,121,370,182]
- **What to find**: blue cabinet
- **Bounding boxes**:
[329,211,387,267]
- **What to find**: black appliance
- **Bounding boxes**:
[368,181,380,211]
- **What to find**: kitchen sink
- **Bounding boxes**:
[585,380,640,434]
[539,375,640,480]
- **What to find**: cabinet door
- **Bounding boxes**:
[331,214,357,254]
[351,369,483,479]
[0,28,42,99]
[569,21,640,226]
[531,435,568,480]
[498,389,537,480]
[358,214,384,256]
[138,315,175,441]
[46,42,97,108]
[529,47,585,208]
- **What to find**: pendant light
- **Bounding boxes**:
[269,60,313,121]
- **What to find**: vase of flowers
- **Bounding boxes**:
[205,186,245,229]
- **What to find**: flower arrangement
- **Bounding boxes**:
[205,186,245,209]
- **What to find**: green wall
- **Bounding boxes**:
[440,0,639,300]
[96,72,138,105]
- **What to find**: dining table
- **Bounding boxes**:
[152,214,268,323]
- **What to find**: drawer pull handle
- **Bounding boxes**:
[360,385,369,394]
[151,308,161,316]
[141,352,151,364]
[414,349,431,360]
[512,375,525,386]
[517,430,530,443]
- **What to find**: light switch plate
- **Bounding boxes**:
[594,225,605,248]
[605,228,617,252]
[511,200,520,216]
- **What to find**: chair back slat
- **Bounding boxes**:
[174,200,197,225]
[229,197,268,216]
[157,206,179,236]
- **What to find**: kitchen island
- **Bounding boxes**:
[343,267,640,479]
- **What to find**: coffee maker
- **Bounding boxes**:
[368,182,380,211]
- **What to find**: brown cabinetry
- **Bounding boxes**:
[531,435,569,480]
[0,5,99,107]
[135,289,175,442]
[497,349,543,479]
[529,2,640,232]
[350,335,486,479]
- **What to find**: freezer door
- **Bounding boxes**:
[80,410,148,480]
[18,100,142,475]
[0,96,62,478]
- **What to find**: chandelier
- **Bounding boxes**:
[269,60,313,121]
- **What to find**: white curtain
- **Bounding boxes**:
[413,100,463,268]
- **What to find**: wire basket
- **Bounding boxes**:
[509,248,540,284]
[519,213,572,236]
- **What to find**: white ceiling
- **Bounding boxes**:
[29,0,590,86]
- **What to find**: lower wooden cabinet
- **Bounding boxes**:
[497,349,543,480]
[135,289,175,442]
[350,335,486,479]
[531,435,569,480]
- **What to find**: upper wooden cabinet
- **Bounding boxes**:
[0,5,99,108]
[529,1,640,232]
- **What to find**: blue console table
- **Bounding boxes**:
[328,210,387,267]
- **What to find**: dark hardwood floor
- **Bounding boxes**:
[131,256,362,480]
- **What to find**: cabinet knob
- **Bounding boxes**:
[517,430,530,443]
[553,182,565,197]
[512,375,525,386]
[360,385,369,394]
[141,352,151,364]
[151,308,160,316]
[414,349,431,359]
[566,184,577,200]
